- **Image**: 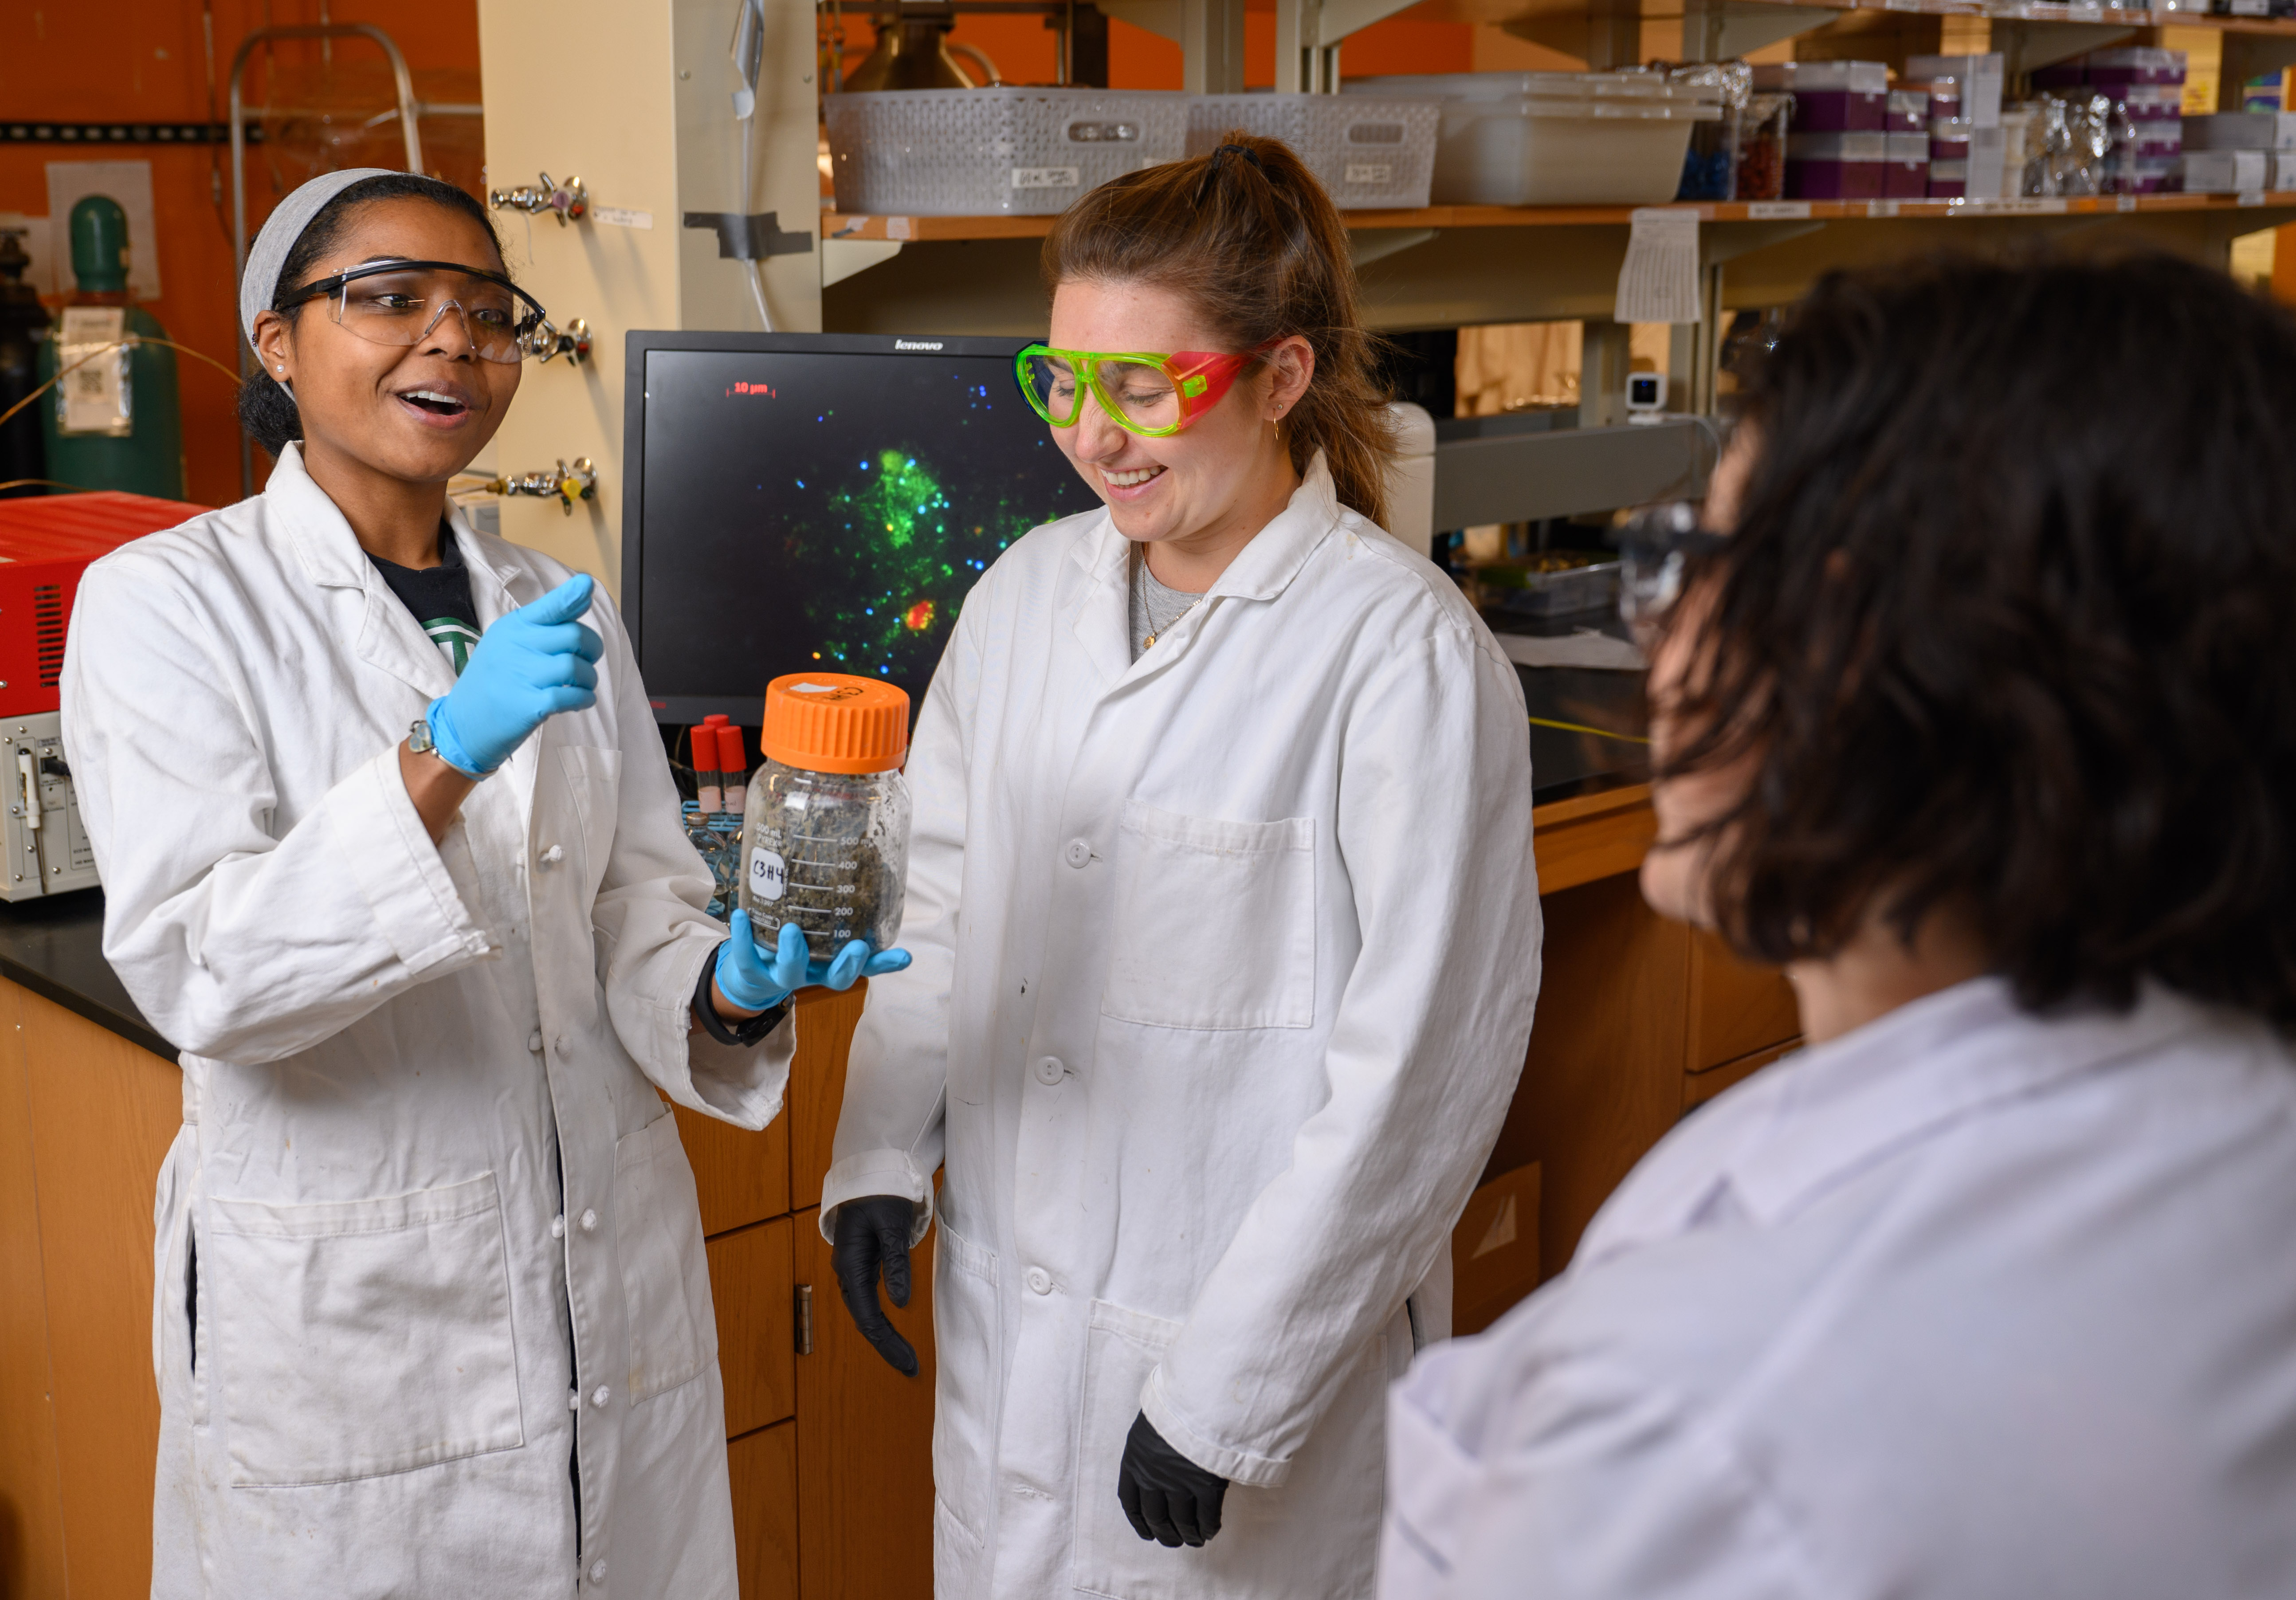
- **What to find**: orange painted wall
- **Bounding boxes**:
[0,1,481,509]
[826,5,1473,94]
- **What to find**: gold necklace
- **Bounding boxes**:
[1136,549,1205,649]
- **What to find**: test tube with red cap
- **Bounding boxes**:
[694,715,727,813]
[717,724,748,820]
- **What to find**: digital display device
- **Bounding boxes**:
[622,332,1101,724]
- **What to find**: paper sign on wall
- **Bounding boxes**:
[43,161,161,301]
[1614,208,1701,325]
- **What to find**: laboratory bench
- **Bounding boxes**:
[0,743,1798,1600]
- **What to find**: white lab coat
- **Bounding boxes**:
[1381,977,2296,1600]
[823,460,1544,1600]
[59,444,792,1600]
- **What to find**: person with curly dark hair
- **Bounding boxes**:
[1379,251,2296,1599]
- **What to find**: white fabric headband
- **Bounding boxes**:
[237,168,399,351]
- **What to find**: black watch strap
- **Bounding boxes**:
[691,952,790,1048]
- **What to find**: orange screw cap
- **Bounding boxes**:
[759,673,909,775]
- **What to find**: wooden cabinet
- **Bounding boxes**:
[793,1209,938,1600]
[709,1218,798,1438]
[1480,854,1802,1315]
[681,984,937,1600]
[1452,1162,1542,1338]
[0,980,180,1600]
[728,1420,801,1598]
[1688,930,1801,1075]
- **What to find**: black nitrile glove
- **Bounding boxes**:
[832,1195,919,1376]
[1117,1411,1229,1547]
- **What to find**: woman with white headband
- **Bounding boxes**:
[58,169,905,1598]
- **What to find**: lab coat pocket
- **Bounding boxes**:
[614,1109,718,1404]
[1072,1299,1190,1600]
[1101,803,1316,1031]
[558,745,625,904]
[932,1219,1001,1551]
[207,1171,524,1486]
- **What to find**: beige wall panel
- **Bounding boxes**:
[672,0,825,338]
[480,0,684,590]
[482,0,826,595]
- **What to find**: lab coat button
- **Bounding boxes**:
[592,1385,611,1408]
[527,1030,544,1053]
[550,1214,565,1239]
[567,1389,581,1412]
[581,1209,599,1232]
[1025,1266,1052,1295]
[541,844,565,866]
[555,1035,570,1054]
[1064,838,1091,868]
[589,1559,606,1584]
[1035,1056,1065,1086]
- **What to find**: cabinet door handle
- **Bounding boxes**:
[794,1283,813,1356]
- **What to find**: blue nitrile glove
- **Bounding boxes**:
[711,908,913,1013]
[424,574,604,777]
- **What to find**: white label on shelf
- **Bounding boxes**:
[2118,194,2139,212]
[1012,166,1081,189]
[1614,207,1702,325]
[592,205,653,229]
[887,216,914,239]
[1747,200,1812,220]
[2239,191,2269,206]
[1866,200,1901,218]
[1982,198,2069,215]
[748,847,787,902]
[1344,163,1393,185]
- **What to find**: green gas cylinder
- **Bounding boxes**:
[38,196,185,499]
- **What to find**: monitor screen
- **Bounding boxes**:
[623,332,1101,724]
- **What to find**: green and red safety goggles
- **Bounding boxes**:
[1013,341,1268,438]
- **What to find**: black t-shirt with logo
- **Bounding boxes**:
[369,523,482,675]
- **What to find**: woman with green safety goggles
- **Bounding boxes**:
[827,137,1539,1600]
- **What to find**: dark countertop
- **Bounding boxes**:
[0,890,175,1062]
[1503,608,1651,808]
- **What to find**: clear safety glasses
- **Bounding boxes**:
[281,259,553,366]
[1013,342,1264,438]
[1613,501,1728,647]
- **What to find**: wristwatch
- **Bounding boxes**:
[408,713,487,778]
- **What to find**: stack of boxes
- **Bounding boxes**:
[2183,110,2296,192]
[1907,53,2006,200]
[1756,61,1889,198]
[2033,48,2188,192]
[1756,55,2006,202]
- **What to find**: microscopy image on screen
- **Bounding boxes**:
[637,348,1100,714]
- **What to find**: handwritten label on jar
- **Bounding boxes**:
[748,847,787,901]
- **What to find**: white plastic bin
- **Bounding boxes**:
[1344,72,1721,206]
[1186,94,1439,208]
[826,87,1186,216]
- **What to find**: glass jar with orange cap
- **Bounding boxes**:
[739,672,913,961]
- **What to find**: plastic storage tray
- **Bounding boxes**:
[1344,72,1720,205]
[1187,94,1438,208]
[826,87,1186,216]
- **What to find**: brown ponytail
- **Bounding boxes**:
[1041,132,1397,528]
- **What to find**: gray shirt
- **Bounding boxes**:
[1129,544,1205,660]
